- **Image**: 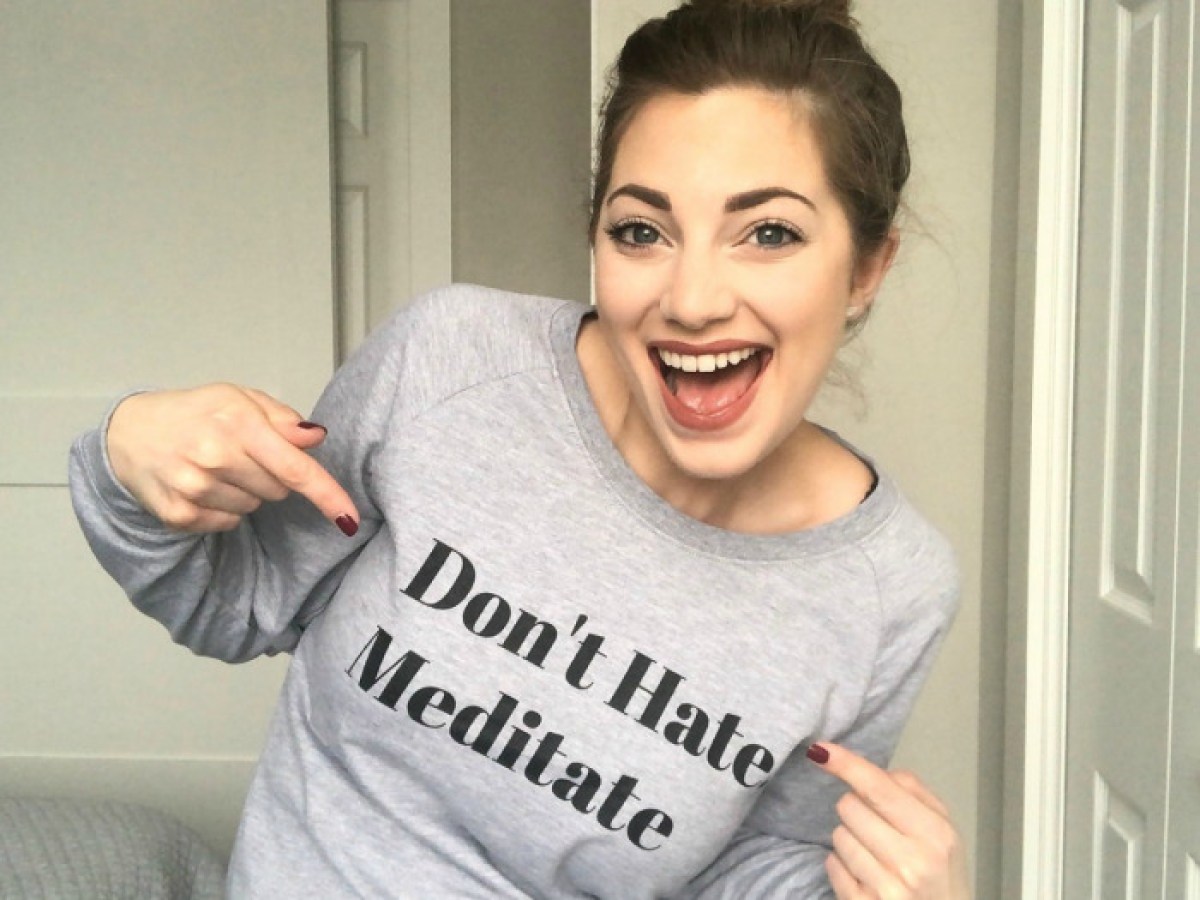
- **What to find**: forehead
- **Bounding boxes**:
[609,87,830,198]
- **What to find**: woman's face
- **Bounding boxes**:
[592,86,893,481]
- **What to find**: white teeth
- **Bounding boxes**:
[656,347,760,371]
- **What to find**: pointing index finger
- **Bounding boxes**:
[808,742,943,834]
[240,416,360,535]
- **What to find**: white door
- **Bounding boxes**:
[0,0,335,853]
[1062,0,1198,896]
[331,0,451,359]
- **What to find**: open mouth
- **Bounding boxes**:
[649,343,771,432]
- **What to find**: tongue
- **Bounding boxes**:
[673,356,761,415]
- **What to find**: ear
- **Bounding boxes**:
[848,228,900,317]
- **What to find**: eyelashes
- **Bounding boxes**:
[603,218,661,249]
[748,220,805,248]
[602,218,807,252]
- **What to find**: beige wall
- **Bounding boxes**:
[812,4,1020,898]
[450,0,592,301]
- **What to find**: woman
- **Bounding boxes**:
[70,0,970,896]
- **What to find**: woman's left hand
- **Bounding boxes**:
[807,742,971,899]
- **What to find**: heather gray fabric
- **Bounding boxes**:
[69,284,959,899]
[0,798,225,900]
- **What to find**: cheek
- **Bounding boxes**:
[594,250,664,328]
[756,259,853,329]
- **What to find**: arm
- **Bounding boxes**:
[68,306,408,663]
[680,567,960,899]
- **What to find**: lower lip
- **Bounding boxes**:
[654,352,770,433]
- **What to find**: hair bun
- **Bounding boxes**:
[685,0,855,26]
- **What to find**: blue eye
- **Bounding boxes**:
[605,220,662,248]
[751,223,800,247]
[629,224,659,244]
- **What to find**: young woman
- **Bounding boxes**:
[70,0,970,896]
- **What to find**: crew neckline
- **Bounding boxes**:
[548,302,899,561]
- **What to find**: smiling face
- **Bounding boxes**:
[591,86,895,483]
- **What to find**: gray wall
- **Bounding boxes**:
[450,0,592,302]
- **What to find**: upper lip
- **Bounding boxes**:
[650,339,769,354]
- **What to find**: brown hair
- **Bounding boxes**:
[589,0,910,270]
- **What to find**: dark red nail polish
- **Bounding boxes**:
[335,515,358,537]
[806,743,830,765]
[298,421,326,432]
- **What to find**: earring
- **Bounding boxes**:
[846,306,862,319]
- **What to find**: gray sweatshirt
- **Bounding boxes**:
[69,285,959,899]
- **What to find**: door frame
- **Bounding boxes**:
[405,0,452,294]
[1014,1,1084,897]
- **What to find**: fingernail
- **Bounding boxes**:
[298,421,327,432]
[335,515,358,537]
[806,743,830,765]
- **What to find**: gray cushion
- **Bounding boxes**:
[0,797,225,899]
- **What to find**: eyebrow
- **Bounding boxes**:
[605,184,817,214]
[726,187,817,214]
[606,184,671,211]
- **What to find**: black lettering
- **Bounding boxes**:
[551,762,603,813]
[662,703,709,757]
[401,539,475,610]
[500,610,558,668]
[344,627,428,709]
[494,709,542,770]
[606,652,683,731]
[733,744,775,788]
[449,693,517,756]
[595,774,641,832]
[705,713,745,772]
[407,686,456,728]
[565,633,607,689]
[523,732,567,786]
[462,592,511,637]
[626,808,674,851]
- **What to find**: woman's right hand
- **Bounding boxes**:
[106,383,360,536]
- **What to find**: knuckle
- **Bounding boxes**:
[239,496,263,515]
[272,456,310,488]
[933,823,960,858]
[172,466,212,501]
[189,434,231,470]
[260,480,290,502]
[159,497,201,530]
[835,794,854,818]
[212,514,242,532]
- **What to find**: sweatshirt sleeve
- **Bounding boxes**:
[67,300,413,664]
[678,537,960,899]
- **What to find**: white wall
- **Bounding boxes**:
[0,0,335,860]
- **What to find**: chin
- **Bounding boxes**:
[659,433,765,483]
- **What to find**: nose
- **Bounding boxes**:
[659,247,736,330]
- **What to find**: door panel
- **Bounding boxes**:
[1065,0,1192,896]
[332,0,413,358]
